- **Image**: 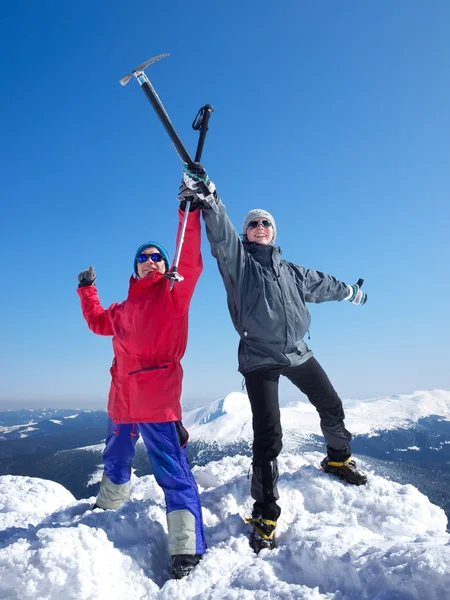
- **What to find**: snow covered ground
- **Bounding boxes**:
[1,452,449,600]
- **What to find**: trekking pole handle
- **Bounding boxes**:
[193,104,214,163]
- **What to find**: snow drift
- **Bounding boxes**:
[1,452,449,599]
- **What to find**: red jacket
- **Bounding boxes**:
[77,209,202,423]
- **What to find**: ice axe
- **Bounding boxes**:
[120,55,214,288]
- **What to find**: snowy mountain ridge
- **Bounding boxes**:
[183,389,450,446]
[0,410,105,441]
[2,390,448,444]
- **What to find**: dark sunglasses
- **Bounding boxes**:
[137,252,164,264]
[246,219,273,229]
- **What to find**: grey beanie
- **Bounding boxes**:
[242,209,277,244]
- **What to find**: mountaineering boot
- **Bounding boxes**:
[321,456,368,485]
[247,460,281,553]
[171,554,202,579]
[245,517,277,553]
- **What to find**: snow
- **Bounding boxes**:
[184,392,253,443]
[184,390,450,447]
[86,469,104,486]
[76,443,105,452]
[49,420,63,425]
[0,422,37,435]
[0,454,449,599]
[64,414,80,419]
[1,389,450,598]
[343,389,450,434]
[0,476,75,531]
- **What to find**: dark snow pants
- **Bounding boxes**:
[244,356,352,521]
[96,418,206,556]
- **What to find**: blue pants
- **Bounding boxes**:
[97,418,206,556]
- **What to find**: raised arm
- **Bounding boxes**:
[77,267,116,335]
[172,207,203,312]
[179,164,246,287]
[204,197,248,285]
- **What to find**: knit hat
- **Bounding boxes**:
[134,241,170,275]
[242,209,277,244]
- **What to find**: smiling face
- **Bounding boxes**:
[246,221,275,245]
[136,247,167,278]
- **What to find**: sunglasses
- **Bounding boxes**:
[137,252,164,264]
[246,219,273,229]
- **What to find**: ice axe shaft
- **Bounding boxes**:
[120,54,194,166]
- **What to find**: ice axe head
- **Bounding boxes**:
[119,53,170,86]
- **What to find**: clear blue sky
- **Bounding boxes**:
[1,1,449,409]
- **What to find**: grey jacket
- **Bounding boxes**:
[202,198,350,373]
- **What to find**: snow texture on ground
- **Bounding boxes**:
[1,452,449,600]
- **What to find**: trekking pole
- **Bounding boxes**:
[168,105,215,289]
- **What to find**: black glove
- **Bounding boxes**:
[181,162,219,213]
[78,266,96,288]
[178,183,200,212]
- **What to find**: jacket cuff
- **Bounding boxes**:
[343,284,354,301]
[77,284,98,298]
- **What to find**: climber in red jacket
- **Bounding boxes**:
[77,206,205,580]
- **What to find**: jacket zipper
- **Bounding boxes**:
[275,265,289,357]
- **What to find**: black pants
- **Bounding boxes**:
[244,356,352,520]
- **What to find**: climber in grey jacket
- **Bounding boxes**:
[179,163,368,553]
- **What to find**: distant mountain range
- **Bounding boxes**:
[1,390,449,525]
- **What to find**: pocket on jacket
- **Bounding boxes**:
[127,364,171,402]
[127,363,181,421]
[294,340,309,357]
[128,365,169,375]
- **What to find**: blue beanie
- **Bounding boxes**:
[134,241,170,275]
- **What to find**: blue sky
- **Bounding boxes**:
[1,0,449,409]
